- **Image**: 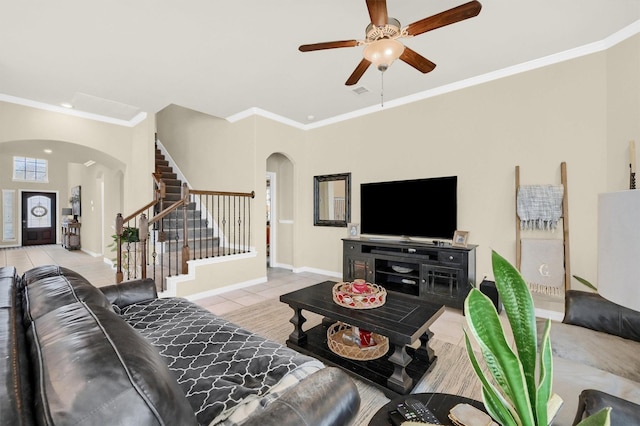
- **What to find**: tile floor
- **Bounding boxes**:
[0,244,518,350]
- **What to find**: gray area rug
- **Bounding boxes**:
[223,299,484,426]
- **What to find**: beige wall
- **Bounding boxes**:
[156,105,264,293]
[157,35,639,292]
[303,50,610,285]
[0,102,154,256]
[2,33,638,294]
[606,35,640,190]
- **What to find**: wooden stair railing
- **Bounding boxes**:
[116,182,255,292]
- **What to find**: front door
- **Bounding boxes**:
[22,192,56,246]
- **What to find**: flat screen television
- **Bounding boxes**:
[360,176,457,240]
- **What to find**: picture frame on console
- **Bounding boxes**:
[347,223,360,238]
[452,230,469,247]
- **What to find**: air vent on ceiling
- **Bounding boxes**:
[351,86,370,95]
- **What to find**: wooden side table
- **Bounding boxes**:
[61,221,81,250]
[368,393,487,426]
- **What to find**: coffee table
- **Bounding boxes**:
[280,281,445,397]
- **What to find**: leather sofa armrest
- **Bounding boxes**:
[241,367,360,426]
[100,279,158,309]
[573,389,640,426]
[563,290,640,342]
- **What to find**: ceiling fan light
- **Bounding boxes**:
[363,38,405,71]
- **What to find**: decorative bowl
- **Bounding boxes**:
[332,281,386,309]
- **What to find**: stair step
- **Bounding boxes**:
[162,228,217,240]
[165,185,181,194]
[161,237,221,252]
[162,178,181,186]
[164,193,182,201]
[159,172,177,179]
[156,159,169,167]
[156,165,172,173]
[154,215,204,226]
[156,202,197,214]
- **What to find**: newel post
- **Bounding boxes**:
[139,213,148,280]
[181,183,190,274]
[115,213,123,283]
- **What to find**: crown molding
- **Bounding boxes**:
[1,20,638,130]
[229,19,640,131]
[0,93,147,127]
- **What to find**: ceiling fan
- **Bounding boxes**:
[299,0,482,86]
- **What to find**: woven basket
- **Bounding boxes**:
[332,281,387,309]
[326,322,389,361]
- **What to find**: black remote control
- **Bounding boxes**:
[394,398,441,424]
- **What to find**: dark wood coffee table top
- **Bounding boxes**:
[368,393,487,426]
[280,280,445,347]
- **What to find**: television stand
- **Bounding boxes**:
[343,238,477,309]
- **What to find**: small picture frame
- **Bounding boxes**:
[347,223,360,238]
[452,230,469,247]
[70,186,81,218]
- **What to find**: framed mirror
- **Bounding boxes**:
[314,173,351,227]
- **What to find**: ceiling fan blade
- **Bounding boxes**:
[345,59,372,86]
[366,0,388,26]
[299,40,359,52]
[400,47,436,73]
[405,0,482,37]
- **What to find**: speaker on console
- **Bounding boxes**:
[480,279,502,313]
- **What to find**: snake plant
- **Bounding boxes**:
[464,250,610,425]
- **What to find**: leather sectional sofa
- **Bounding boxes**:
[540,290,640,425]
[0,265,360,425]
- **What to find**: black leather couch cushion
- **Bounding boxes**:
[22,265,87,286]
[100,278,158,309]
[563,290,640,343]
[0,267,34,426]
[27,301,197,426]
[241,367,360,426]
[573,389,640,425]
[22,267,114,326]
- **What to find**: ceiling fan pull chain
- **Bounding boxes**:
[380,71,385,107]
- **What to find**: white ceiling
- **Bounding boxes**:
[1,0,639,128]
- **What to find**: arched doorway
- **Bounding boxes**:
[266,153,294,269]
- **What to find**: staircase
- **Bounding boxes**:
[153,145,219,255]
[155,147,182,209]
[115,143,255,291]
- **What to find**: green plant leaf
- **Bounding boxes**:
[536,319,553,426]
[573,275,598,292]
[465,288,535,426]
[465,252,611,426]
[492,250,538,410]
[464,331,517,426]
[576,407,611,426]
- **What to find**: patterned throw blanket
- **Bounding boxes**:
[516,184,564,230]
[119,298,322,425]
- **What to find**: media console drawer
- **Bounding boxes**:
[438,251,464,265]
